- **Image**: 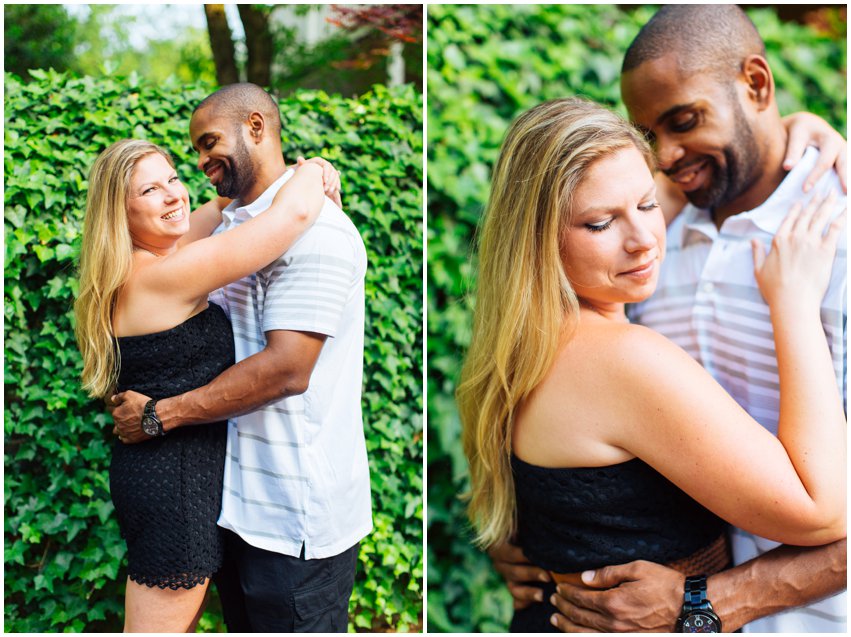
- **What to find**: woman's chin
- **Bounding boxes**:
[621,281,659,304]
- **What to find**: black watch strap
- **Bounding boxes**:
[684,574,709,607]
[141,398,164,437]
[677,574,722,633]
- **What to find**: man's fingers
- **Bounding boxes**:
[551,592,610,632]
[580,562,640,589]
[494,561,550,583]
[556,582,610,613]
[507,582,545,604]
[550,612,602,633]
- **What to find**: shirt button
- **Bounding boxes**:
[702,281,715,293]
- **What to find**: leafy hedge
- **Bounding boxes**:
[426,4,846,633]
[4,70,422,632]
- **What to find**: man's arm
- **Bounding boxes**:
[549,540,846,632]
[111,329,326,442]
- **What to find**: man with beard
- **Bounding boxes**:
[492,5,846,633]
[111,83,372,632]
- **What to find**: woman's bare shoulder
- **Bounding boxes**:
[561,320,705,400]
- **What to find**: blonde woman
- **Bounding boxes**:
[457,99,846,632]
[75,139,335,632]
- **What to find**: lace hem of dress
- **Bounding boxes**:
[129,571,209,590]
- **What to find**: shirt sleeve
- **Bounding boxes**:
[260,219,360,337]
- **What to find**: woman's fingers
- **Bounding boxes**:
[808,190,838,234]
[751,238,766,274]
[791,192,824,234]
[823,209,846,250]
[803,134,847,194]
[775,202,802,237]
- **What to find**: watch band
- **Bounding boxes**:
[141,398,164,437]
[677,574,721,633]
[684,574,709,607]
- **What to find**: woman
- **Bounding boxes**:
[74,139,336,632]
[456,99,846,632]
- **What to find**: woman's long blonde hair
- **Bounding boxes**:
[457,98,654,548]
[74,139,174,398]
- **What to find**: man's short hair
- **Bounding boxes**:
[194,83,282,138]
[622,5,766,81]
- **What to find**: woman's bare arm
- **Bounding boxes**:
[608,199,846,545]
[177,196,231,248]
[136,164,326,304]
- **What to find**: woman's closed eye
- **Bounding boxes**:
[585,218,613,232]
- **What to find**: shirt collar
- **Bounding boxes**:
[677,147,827,244]
[221,168,295,223]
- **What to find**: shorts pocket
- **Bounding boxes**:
[293,577,348,632]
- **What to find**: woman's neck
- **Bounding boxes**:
[578,299,629,323]
[131,239,177,257]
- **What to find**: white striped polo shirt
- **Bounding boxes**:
[209,170,372,559]
[629,147,846,632]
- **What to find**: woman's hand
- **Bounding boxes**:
[752,192,845,310]
[296,155,342,208]
[272,161,325,228]
[782,112,847,193]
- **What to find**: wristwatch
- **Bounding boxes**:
[675,574,721,633]
[141,399,165,437]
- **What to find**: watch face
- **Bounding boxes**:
[681,611,720,633]
[141,416,160,436]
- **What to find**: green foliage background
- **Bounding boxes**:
[426,4,847,633]
[4,70,422,632]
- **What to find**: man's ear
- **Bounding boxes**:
[247,112,265,142]
[741,55,774,112]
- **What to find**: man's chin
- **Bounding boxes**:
[215,182,237,198]
[684,183,728,210]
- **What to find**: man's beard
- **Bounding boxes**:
[215,136,256,199]
[681,101,761,211]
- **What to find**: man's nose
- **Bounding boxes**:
[655,135,685,172]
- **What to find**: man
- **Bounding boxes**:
[493,6,846,632]
[112,83,371,632]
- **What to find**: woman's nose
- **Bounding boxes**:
[624,214,658,252]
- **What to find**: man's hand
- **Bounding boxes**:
[550,560,684,633]
[488,539,551,610]
[109,390,153,444]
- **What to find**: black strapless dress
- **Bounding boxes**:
[109,303,234,590]
[510,455,727,632]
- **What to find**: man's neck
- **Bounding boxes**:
[712,124,788,228]
[238,155,288,206]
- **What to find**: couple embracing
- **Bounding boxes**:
[75,83,370,632]
[461,5,846,633]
